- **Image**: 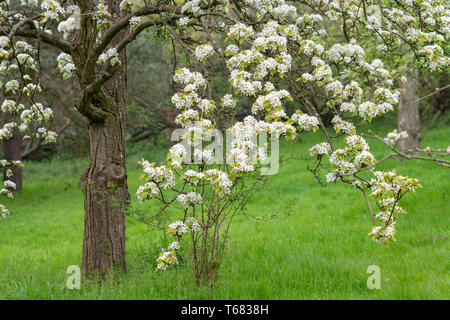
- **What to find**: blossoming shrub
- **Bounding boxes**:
[132,0,448,285]
[137,159,267,285]
[135,68,278,284]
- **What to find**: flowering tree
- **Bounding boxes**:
[133,0,449,284]
[1,0,448,279]
[0,20,56,214]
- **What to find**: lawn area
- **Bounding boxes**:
[0,121,448,299]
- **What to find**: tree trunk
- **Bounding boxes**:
[74,0,129,277]
[81,34,129,277]
[81,76,129,276]
[81,109,129,276]
[397,70,421,153]
[81,67,129,277]
[3,131,22,193]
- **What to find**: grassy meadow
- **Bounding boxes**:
[0,120,448,299]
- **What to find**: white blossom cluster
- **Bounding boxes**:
[291,111,320,132]
[139,161,175,189]
[97,48,121,66]
[222,94,237,109]
[156,250,178,270]
[309,142,331,156]
[252,89,291,115]
[93,0,110,31]
[1,99,24,113]
[129,16,142,28]
[368,170,421,243]
[331,115,356,135]
[156,215,202,270]
[0,179,16,199]
[41,0,65,21]
[194,44,214,62]
[168,143,187,167]
[326,135,375,181]
[0,204,9,218]
[181,0,204,15]
[119,0,140,10]
[20,103,53,125]
[204,169,233,195]
[166,220,189,237]
[384,130,409,147]
[57,8,79,40]
[176,192,203,208]
[136,182,159,202]
[57,53,76,80]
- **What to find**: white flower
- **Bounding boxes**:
[129,16,142,27]
[136,182,159,202]
[57,12,78,39]
[156,250,178,270]
[291,112,319,131]
[140,162,175,189]
[384,129,408,146]
[57,53,75,80]
[309,142,331,156]
[331,115,356,135]
[176,192,203,208]
[169,143,187,167]
[181,0,204,15]
[178,17,190,26]
[187,217,201,231]
[326,172,338,182]
[195,44,214,61]
[168,241,180,250]
[227,23,254,41]
[97,48,121,66]
[166,220,189,236]
[3,180,16,189]
[0,204,9,218]
[222,94,237,109]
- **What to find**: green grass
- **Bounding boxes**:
[0,121,448,299]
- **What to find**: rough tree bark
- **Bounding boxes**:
[397,69,421,153]
[3,131,22,193]
[74,0,130,276]
[81,98,129,275]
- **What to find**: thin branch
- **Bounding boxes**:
[417,84,450,102]
[0,20,71,53]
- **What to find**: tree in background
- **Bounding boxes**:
[0,22,56,204]
[396,66,449,153]
[397,67,421,153]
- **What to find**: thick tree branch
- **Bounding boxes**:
[82,4,179,77]
[0,22,71,53]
